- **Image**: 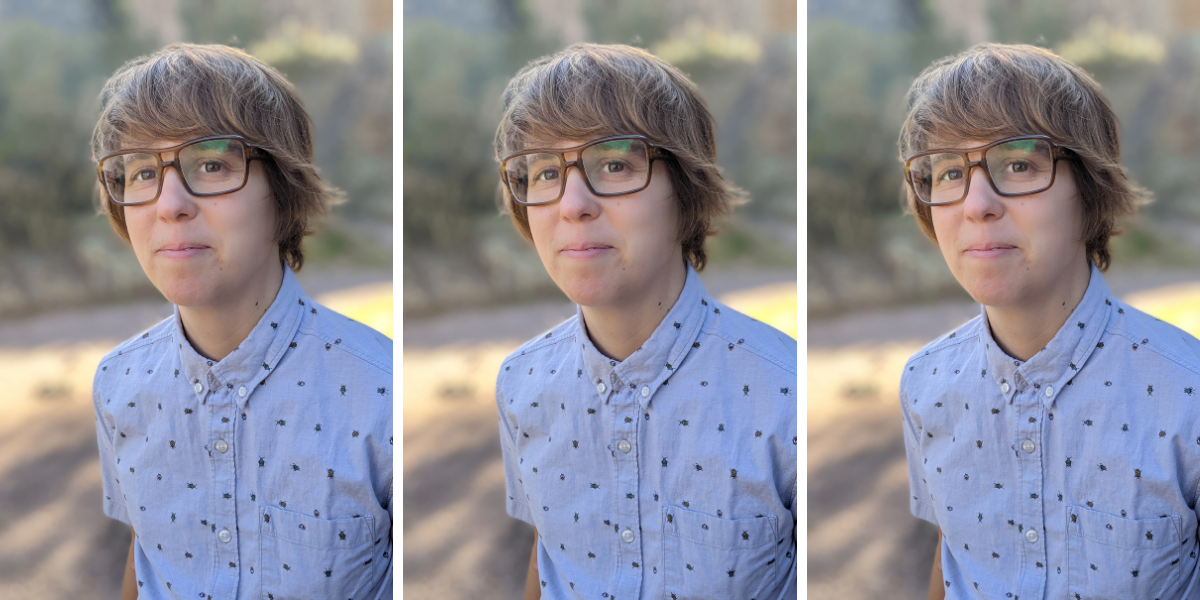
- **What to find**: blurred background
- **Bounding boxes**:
[0,0,392,597]
[402,0,796,597]
[808,0,1200,598]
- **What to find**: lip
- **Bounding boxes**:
[560,242,613,259]
[157,243,212,259]
[963,242,1017,259]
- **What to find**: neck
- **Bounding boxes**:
[178,263,285,362]
[985,259,1091,362]
[581,259,688,362]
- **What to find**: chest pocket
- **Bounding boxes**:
[662,504,780,600]
[259,505,380,600]
[1067,505,1183,600]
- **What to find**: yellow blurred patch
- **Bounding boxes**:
[315,282,393,339]
[718,281,797,340]
[1123,282,1200,339]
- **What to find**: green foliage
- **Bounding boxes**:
[402,17,555,251]
[806,15,952,251]
[0,18,151,253]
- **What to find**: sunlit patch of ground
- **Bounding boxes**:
[720,281,797,339]
[317,282,393,338]
[1124,282,1200,338]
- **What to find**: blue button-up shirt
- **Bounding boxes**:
[496,264,798,600]
[902,263,1200,600]
[92,267,393,600]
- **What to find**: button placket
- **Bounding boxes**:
[611,384,642,597]
[1014,385,1047,594]
[208,382,240,595]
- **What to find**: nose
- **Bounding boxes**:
[155,161,198,222]
[960,163,1005,222]
[556,163,600,221]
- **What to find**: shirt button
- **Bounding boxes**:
[641,386,650,398]
[1001,382,1011,394]
[1021,440,1035,453]
[618,440,631,453]
[1025,529,1038,543]
[238,385,247,398]
[193,382,203,394]
[215,439,229,454]
[621,529,634,543]
[218,529,232,543]
[597,382,607,395]
[1045,385,1054,397]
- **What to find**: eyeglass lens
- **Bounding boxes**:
[101,138,248,204]
[909,139,1055,204]
[504,139,651,204]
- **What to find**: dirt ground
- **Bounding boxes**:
[0,268,390,599]
[401,268,797,599]
[806,267,1200,600]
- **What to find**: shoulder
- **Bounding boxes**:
[498,314,582,369]
[95,314,177,374]
[901,315,985,386]
[1106,300,1200,375]
[297,301,393,375]
[701,299,797,375]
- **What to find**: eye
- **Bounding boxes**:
[603,161,626,173]
[131,168,158,183]
[201,161,224,174]
[937,167,964,182]
[1008,161,1030,174]
[534,167,560,182]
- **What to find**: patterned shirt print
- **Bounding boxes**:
[496,263,798,600]
[901,263,1200,600]
[92,267,393,600]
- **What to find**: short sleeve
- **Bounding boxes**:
[92,374,130,525]
[900,379,938,525]
[496,383,533,525]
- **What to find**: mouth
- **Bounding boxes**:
[560,243,614,258]
[964,242,1017,258]
[158,243,211,258]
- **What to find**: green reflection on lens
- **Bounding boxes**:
[1005,140,1037,153]
[602,140,633,152]
[195,139,231,152]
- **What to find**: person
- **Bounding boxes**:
[492,43,798,600]
[898,43,1200,600]
[89,44,392,600]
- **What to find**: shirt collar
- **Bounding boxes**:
[982,262,1114,405]
[578,261,708,408]
[174,264,307,406]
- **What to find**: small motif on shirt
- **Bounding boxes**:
[994,483,1003,489]
[700,381,707,387]
[1186,387,1195,395]
[981,369,987,377]
[277,420,286,426]
[1148,385,1154,396]
[1159,430,1166,437]
[590,483,599,489]
[1066,457,1073,467]
[1084,420,1093,426]
[680,420,689,426]
[743,385,750,396]
[693,463,703,471]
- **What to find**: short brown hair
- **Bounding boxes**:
[494,43,746,272]
[898,43,1150,271]
[92,43,343,271]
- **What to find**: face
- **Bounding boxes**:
[524,138,683,309]
[122,138,280,309]
[929,138,1087,310]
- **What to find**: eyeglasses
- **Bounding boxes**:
[97,135,267,206]
[500,135,671,206]
[904,135,1072,206]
